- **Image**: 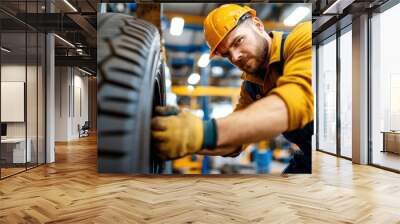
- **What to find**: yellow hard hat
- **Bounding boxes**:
[204,4,256,58]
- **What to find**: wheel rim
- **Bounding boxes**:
[150,69,164,173]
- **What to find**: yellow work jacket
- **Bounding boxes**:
[235,21,313,131]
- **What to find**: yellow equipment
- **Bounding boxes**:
[171,86,240,97]
[173,155,203,174]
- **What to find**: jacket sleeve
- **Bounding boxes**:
[268,21,314,131]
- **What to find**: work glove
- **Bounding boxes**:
[153,105,180,116]
[151,106,218,160]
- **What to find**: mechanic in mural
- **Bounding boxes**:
[151,4,313,173]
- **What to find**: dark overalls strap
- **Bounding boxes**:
[277,32,288,75]
[243,81,261,99]
[242,32,314,173]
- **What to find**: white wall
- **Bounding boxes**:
[54,66,89,141]
[72,73,89,137]
[54,66,69,141]
[1,65,26,81]
[1,82,25,122]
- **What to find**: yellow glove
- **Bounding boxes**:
[154,105,180,116]
[151,111,204,160]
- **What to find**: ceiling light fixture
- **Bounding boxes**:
[170,17,184,36]
[197,53,210,68]
[1,47,11,53]
[188,73,201,85]
[284,6,310,26]
[54,34,75,48]
[323,0,356,14]
[211,66,224,76]
[63,0,78,12]
[78,67,92,76]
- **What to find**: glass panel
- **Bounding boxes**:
[0,0,46,178]
[339,29,352,158]
[317,36,337,154]
[312,46,317,151]
[26,0,40,169]
[38,32,45,165]
[371,3,400,171]
[37,0,46,165]
[0,1,28,177]
[26,1,38,168]
[27,31,38,169]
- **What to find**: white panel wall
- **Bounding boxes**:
[1,82,24,122]
[55,66,70,141]
[1,65,26,81]
[54,66,89,141]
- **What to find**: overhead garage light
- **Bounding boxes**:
[54,34,75,48]
[323,0,342,14]
[211,66,224,76]
[63,0,78,12]
[197,53,210,68]
[170,17,184,36]
[76,48,84,55]
[188,73,201,85]
[284,6,310,26]
[1,47,11,53]
[323,0,355,15]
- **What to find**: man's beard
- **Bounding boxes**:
[241,36,268,77]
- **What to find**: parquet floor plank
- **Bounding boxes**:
[0,135,399,223]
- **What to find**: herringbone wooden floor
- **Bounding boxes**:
[0,135,399,224]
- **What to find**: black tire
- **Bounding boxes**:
[97,13,165,173]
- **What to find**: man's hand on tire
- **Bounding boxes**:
[151,107,204,160]
[154,105,181,116]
